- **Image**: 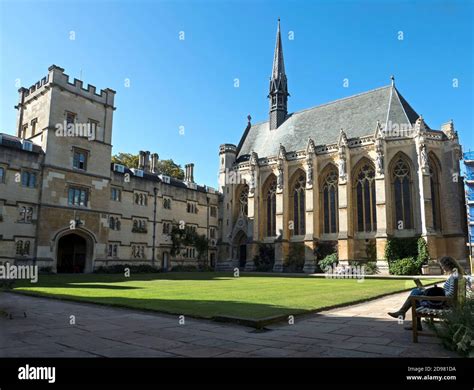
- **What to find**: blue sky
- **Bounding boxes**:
[1,0,472,186]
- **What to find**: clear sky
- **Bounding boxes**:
[1,0,472,186]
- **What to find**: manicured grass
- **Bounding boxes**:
[11,273,442,320]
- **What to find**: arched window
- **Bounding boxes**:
[265,178,277,236]
[239,185,249,216]
[291,173,306,235]
[16,240,23,255]
[429,156,442,231]
[24,241,30,255]
[355,162,377,232]
[392,156,413,230]
[321,167,338,234]
[109,216,115,230]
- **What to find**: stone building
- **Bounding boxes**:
[0,65,219,273]
[218,20,468,273]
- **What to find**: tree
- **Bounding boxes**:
[112,153,139,169]
[112,153,185,180]
[154,159,185,180]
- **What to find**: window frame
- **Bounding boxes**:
[68,186,89,207]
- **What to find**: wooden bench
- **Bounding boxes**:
[410,276,466,343]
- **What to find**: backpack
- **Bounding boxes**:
[423,285,446,309]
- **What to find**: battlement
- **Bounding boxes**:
[21,65,115,107]
[219,144,237,154]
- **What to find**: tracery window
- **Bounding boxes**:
[392,157,412,230]
[322,168,338,234]
[429,157,441,231]
[355,163,377,232]
[292,174,306,235]
[265,178,277,236]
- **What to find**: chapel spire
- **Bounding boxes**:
[268,18,289,130]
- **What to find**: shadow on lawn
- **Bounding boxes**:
[9,291,302,322]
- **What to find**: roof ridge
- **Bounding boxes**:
[248,84,393,128]
[290,84,392,116]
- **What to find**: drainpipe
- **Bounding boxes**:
[152,186,158,268]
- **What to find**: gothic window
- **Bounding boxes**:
[24,241,30,255]
[16,240,23,255]
[265,178,277,236]
[19,206,33,223]
[392,157,413,230]
[291,173,306,235]
[355,162,377,232]
[429,156,442,231]
[239,185,249,216]
[322,168,338,234]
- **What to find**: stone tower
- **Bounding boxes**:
[268,19,289,130]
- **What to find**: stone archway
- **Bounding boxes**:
[233,230,248,268]
[56,230,94,273]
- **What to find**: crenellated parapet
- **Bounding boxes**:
[20,64,116,108]
[219,143,237,154]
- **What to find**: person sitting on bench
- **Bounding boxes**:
[387,256,462,330]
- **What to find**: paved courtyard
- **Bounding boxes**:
[0,291,456,357]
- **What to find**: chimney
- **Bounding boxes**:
[151,153,159,173]
[138,151,145,170]
[144,151,151,171]
[184,163,195,183]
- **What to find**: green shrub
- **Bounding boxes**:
[94,264,160,274]
[39,266,54,274]
[314,241,337,272]
[284,243,305,273]
[253,244,275,272]
[428,299,474,357]
[365,261,380,275]
[388,257,421,275]
[319,253,338,272]
[170,265,198,272]
[417,237,430,266]
[385,237,430,275]
[384,237,419,263]
[348,260,380,275]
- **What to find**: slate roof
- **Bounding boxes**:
[110,163,209,193]
[237,85,425,159]
[0,133,43,153]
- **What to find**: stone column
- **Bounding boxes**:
[337,130,351,266]
[246,159,259,271]
[374,129,389,274]
[274,147,289,272]
[303,143,316,273]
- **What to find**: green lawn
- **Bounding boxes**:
[10,273,442,320]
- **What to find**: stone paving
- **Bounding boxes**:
[0,291,457,357]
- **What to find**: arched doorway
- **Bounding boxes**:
[234,231,247,269]
[57,234,88,273]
